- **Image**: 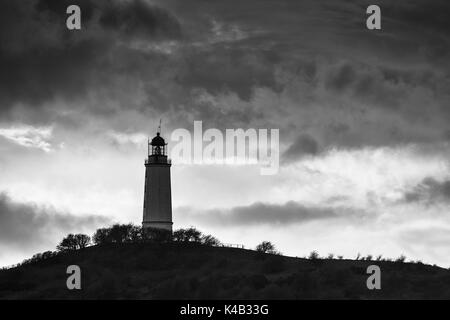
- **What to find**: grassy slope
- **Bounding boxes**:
[0,243,449,299]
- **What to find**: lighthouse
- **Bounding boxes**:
[142,130,173,232]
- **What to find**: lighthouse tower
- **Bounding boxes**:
[142,130,173,232]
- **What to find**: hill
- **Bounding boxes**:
[1,243,449,299]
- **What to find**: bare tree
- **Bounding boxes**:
[256,241,277,254]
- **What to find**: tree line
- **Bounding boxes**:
[56,224,222,251]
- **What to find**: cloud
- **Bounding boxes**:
[1,0,450,268]
[0,0,182,118]
[98,0,181,39]
[398,226,450,263]
[403,177,450,204]
[35,0,182,39]
[1,0,450,153]
[177,201,345,227]
[0,192,109,252]
[0,125,53,152]
[282,134,319,163]
[107,130,147,146]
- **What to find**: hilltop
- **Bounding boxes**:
[1,243,449,299]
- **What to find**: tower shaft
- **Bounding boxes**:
[142,132,172,232]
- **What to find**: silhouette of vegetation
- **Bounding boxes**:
[2,243,449,299]
[201,234,221,246]
[256,241,277,254]
[19,251,58,266]
[308,251,320,260]
[143,227,173,243]
[395,255,407,263]
[57,234,91,251]
[173,227,202,243]
[2,223,449,299]
[90,224,215,247]
[93,224,135,244]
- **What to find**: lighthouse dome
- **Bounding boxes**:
[151,132,166,146]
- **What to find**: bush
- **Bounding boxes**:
[20,251,57,265]
[395,255,407,263]
[173,227,202,243]
[92,227,112,245]
[109,224,135,243]
[67,224,221,248]
[93,224,148,245]
[256,241,277,254]
[308,251,320,260]
[57,234,91,251]
[142,227,172,243]
[201,234,221,246]
[129,225,144,242]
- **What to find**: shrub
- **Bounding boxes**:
[142,227,172,243]
[395,255,407,263]
[41,251,56,260]
[308,251,320,260]
[93,224,144,245]
[201,234,221,246]
[129,225,143,242]
[57,233,91,251]
[21,251,56,265]
[256,241,277,254]
[109,224,135,243]
[173,227,202,243]
[92,227,112,245]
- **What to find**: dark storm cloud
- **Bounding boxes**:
[0,0,181,118]
[177,47,281,101]
[386,0,450,35]
[403,177,450,204]
[179,201,341,227]
[99,1,181,38]
[36,0,182,38]
[1,0,450,150]
[0,192,109,250]
[282,134,319,163]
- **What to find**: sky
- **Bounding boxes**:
[0,0,449,267]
